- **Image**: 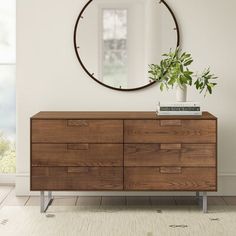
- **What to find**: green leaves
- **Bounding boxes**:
[160,83,164,91]
[168,77,176,86]
[184,60,193,66]
[194,68,218,96]
[148,48,217,97]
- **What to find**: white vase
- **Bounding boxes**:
[176,84,187,102]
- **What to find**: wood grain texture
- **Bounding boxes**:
[124,167,216,191]
[32,120,123,143]
[31,167,123,191]
[32,144,123,167]
[159,167,182,174]
[30,111,217,193]
[124,120,216,143]
[160,120,182,126]
[160,144,182,150]
[124,144,216,167]
[31,111,217,120]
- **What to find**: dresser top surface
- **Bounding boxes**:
[31,111,217,120]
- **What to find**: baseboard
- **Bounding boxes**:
[15,172,236,196]
[0,174,15,185]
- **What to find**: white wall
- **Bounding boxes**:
[16,0,236,195]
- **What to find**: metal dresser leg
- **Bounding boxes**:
[202,192,208,213]
[40,191,53,213]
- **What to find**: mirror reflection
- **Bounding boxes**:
[74,0,179,91]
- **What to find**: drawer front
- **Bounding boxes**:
[124,167,216,191]
[32,120,123,143]
[124,144,216,167]
[31,167,123,190]
[32,144,123,167]
[124,120,216,143]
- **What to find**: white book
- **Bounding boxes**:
[158,106,201,112]
[157,110,202,116]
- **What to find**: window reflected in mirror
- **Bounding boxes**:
[102,9,128,89]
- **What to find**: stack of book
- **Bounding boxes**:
[157,102,202,116]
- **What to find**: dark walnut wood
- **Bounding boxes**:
[31,167,123,190]
[124,167,216,191]
[30,111,217,192]
[124,144,216,167]
[124,120,216,143]
[32,144,123,167]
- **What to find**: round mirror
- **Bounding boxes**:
[74,0,180,91]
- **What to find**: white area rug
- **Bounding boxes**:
[0,206,236,236]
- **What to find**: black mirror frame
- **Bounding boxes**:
[73,0,180,92]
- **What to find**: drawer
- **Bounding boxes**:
[31,120,123,143]
[124,167,216,191]
[124,120,216,143]
[124,144,216,167]
[32,144,123,167]
[31,167,123,190]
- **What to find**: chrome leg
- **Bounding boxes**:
[203,192,207,213]
[40,191,53,213]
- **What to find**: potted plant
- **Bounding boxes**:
[148,48,218,102]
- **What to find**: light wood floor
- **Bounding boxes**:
[1,185,236,208]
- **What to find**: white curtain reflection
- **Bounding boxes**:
[0,0,16,63]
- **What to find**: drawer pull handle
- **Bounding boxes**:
[67,144,89,150]
[160,167,182,174]
[160,144,181,150]
[68,167,89,173]
[160,120,182,127]
[67,120,88,127]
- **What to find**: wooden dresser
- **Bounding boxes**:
[30,111,217,213]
